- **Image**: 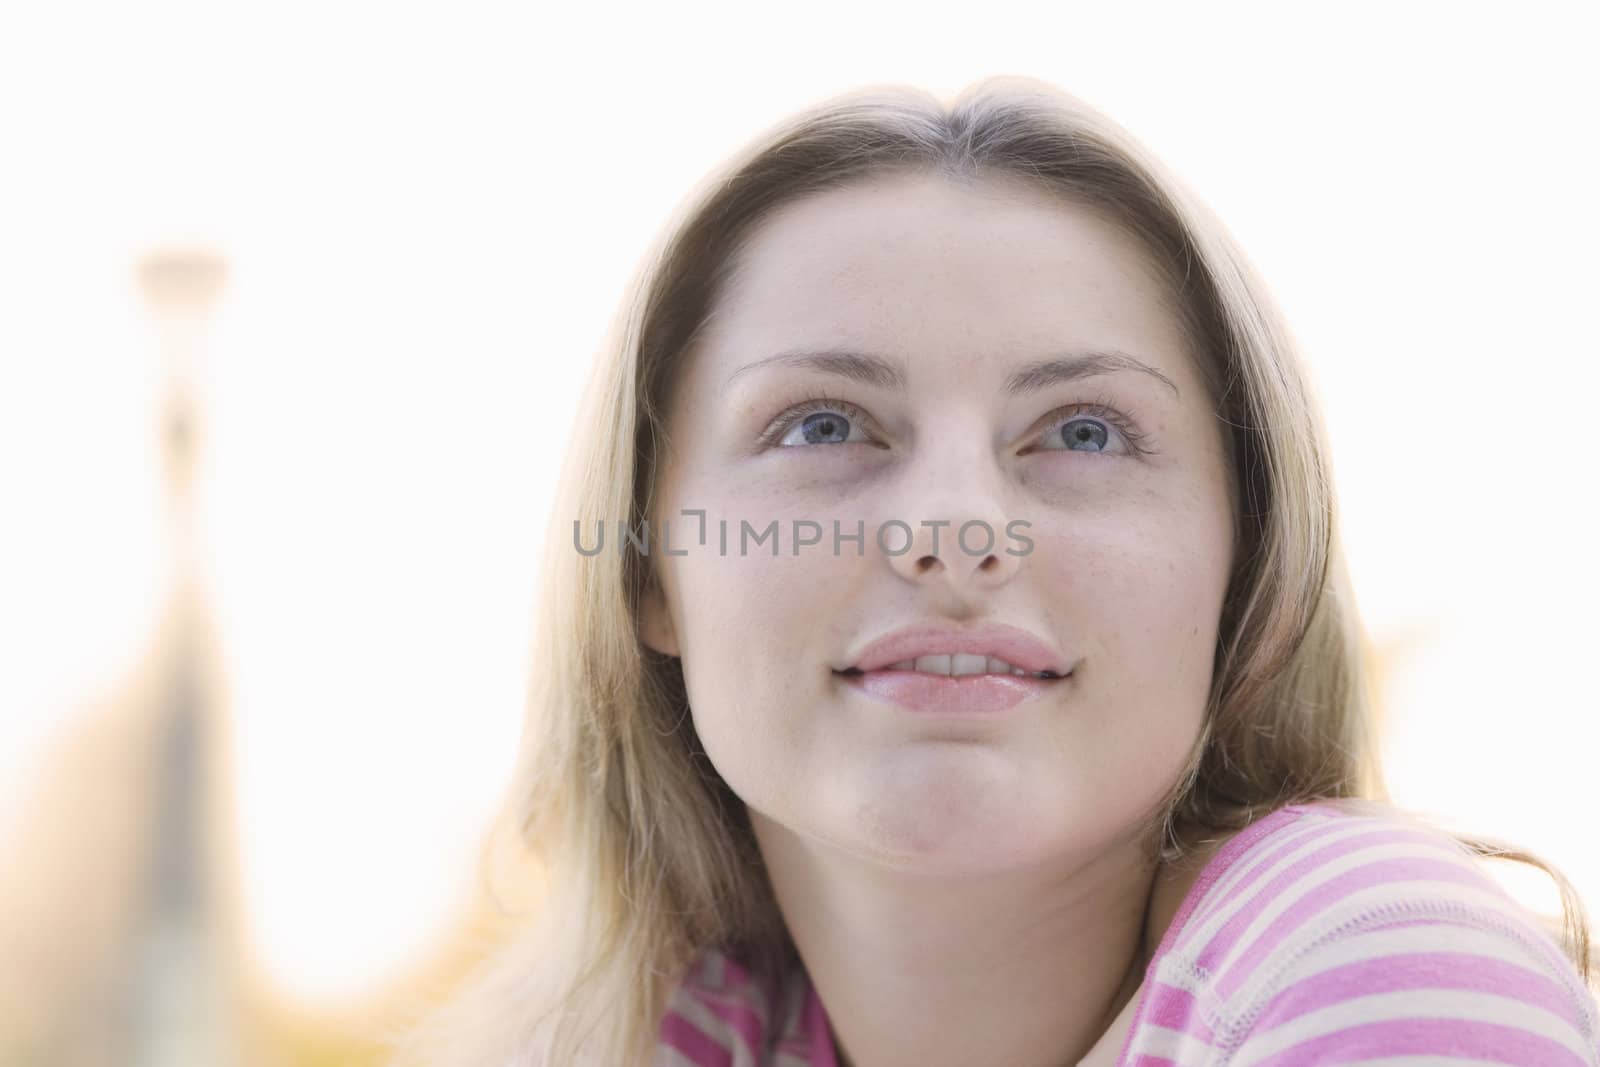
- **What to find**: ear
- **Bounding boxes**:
[638,574,681,658]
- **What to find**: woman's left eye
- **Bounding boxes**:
[1032,402,1149,456]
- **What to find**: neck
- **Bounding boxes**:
[753,812,1189,1067]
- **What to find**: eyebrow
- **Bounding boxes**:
[723,346,1180,399]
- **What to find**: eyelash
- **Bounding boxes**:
[758,390,1151,456]
[758,391,872,448]
[1040,395,1152,456]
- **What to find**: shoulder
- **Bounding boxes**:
[655,946,823,1066]
[1177,799,1600,1065]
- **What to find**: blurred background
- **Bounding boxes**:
[2,1,1596,1064]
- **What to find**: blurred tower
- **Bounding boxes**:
[117,248,241,1066]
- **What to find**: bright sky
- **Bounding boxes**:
[2,0,1596,1006]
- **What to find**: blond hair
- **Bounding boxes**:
[381,76,1592,1066]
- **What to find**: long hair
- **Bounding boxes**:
[381,76,1593,1066]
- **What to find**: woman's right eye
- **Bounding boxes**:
[765,398,875,448]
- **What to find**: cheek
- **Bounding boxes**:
[1026,512,1226,806]
[1036,493,1231,698]
[669,539,858,785]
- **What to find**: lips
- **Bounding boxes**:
[833,620,1072,714]
[841,620,1071,676]
[836,666,1067,714]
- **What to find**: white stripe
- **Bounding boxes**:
[1375,925,1592,1026]
[1222,870,1574,998]
[1229,988,1592,1066]
[1231,901,1600,1060]
[659,992,762,1067]
[1207,838,1486,980]
[1147,823,1551,1018]
[1193,818,1467,960]
[768,967,811,1052]
[1332,1058,1513,1066]
[1124,1020,1220,1060]
[1272,918,1547,981]
[1181,816,1389,950]
[651,1045,719,1067]
[1148,949,1219,998]
[1220,876,1552,1010]
[1181,813,1338,923]
[1142,914,1539,1016]
[706,949,726,988]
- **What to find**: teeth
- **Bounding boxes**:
[884,654,1034,677]
[951,653,988,676]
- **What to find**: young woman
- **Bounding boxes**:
[384,77,1598,1066]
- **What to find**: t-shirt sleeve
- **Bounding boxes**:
[1221,913,1600,1066]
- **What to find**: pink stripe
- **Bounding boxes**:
[1115,804,1599,1065]
[804,983,838,1067]
[691,990,765,1059]
[1216,856,1492,1000]
[1170,810,1321,946]
[717,952,753,988]
[1177,813,1333,941]
[1143,981,1216,1043]
[1192,828,1456,973]
[1241,1017,1590,1067]
[1253,947,1577,1026]
[1113,806,1307,1067]
[658,1009,735,1067]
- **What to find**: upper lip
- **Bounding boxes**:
[839,621,1071,675]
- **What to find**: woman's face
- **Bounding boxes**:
[639,171,1236,875]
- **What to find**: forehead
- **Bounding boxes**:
[689,171,1198,393]
[732,173,1184,335]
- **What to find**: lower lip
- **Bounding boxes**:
[835,669,1067,714]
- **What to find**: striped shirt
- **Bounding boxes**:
[654,799,1600,1065]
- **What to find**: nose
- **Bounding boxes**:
[883,456,1023,593]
